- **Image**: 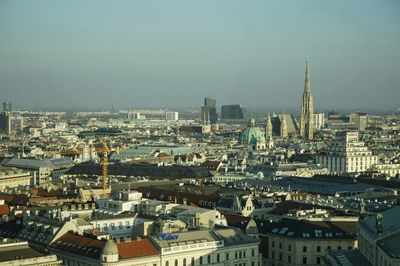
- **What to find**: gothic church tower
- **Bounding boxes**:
[299,60,315,140]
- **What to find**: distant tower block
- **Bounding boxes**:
[299,60,315,140]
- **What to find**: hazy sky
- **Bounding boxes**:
[0,0,399,111]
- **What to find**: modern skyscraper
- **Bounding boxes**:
[0,112,24,135]
[221,104,244,120]
[349,112,368,131]
[3,102,12,112]
[201,97,218,124]
[299,60,315,140]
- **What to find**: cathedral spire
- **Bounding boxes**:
[299,59,315,140]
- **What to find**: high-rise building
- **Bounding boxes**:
[316,131,377,173]
[165,111,179,121]
[0,112,23,135]
[314,112,325,131]
[201,97,218,124]
[299,60,315,140]
[2,102,12,112]
[221,104,244,120]
[349,112,368,131]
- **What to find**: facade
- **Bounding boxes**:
[299,60,315,140]
[314,112,325,131]
[165,111,179,121]
[97,191,143,214]
[316,131,377,173]
[260,218,357,266]
[0,166,31,190]
[221,104,244,120]
[149,228,260,266]
[91,212,137,240]
[371,163,400,177]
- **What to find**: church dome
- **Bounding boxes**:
[239,122,266,146]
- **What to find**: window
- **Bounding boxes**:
[175,259,178,266]
[217,254,220,262]
[317,257,321,265]
[226,253,229,260]
[244,251,246,257]
[200,257,203,265]
[338,246,342,250]
[303,257,307,265]
[348,246,352,250]
[303,246,307,252]
[272,241,275,248]
[288,255,291,263]
[207,255,211,264]
[288,244,291,251]
[279,253,282,261]
[317,246,321,252]
[165,262,169,266]
[252,249,255,256]
[271,252,275,260]
[191,258,194,265]
[328,246,331,250]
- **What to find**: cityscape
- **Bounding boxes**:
[1,1,400,266]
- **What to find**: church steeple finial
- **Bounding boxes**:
[305,59,311,93]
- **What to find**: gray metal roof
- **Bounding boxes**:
[1,157,73,170]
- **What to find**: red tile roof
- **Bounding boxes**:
[50,232,104,260]
[117,239,159,258]
[0,204,9,216]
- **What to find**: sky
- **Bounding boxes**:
[0,0,399,111]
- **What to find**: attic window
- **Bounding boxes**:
[279,227,289,234]
[302,233,310,238]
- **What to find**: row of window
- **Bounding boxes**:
[164,250,258,266]
[271,253,321,265]
[270,241,353,253]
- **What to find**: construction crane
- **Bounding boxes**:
[96,139,111,196]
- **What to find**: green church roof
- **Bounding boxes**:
[239,126,266,145]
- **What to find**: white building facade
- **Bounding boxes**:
[316,131,378,173]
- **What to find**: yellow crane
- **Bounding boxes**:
[97,139,111,196]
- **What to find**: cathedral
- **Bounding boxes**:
[263,60,315,140]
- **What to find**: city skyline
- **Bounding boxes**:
[1,1,399,111]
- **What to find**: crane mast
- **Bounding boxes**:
[100,139,110,196]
